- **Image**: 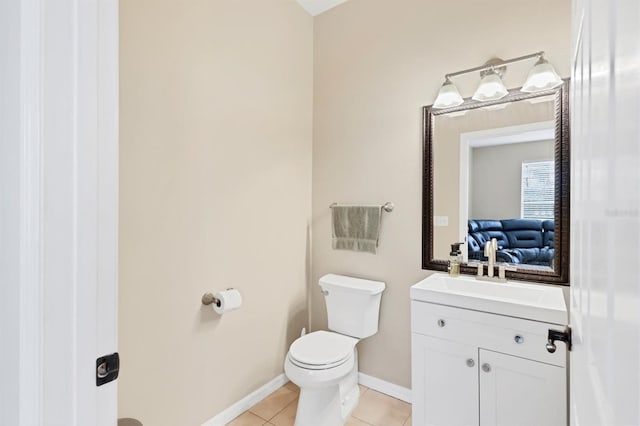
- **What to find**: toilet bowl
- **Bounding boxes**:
[284,274,385,426]
[284,331,360,426]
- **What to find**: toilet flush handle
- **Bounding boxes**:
[321,289,329,296]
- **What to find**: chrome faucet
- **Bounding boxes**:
[483,238,498,278]
[470,238,517,283]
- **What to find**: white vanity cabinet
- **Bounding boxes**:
[477,349,565,426]
[411,300,568,426]
[412,334,479,425]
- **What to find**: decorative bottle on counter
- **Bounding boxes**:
[448,242,464,277]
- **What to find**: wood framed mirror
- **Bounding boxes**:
[422,80,569,284]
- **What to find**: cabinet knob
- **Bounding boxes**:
[466,358,475,368]
[437,319,446,328]
[514,335,524,344]
[481,363,491,373]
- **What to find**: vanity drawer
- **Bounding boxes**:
[411,300,567,367]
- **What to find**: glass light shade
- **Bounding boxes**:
[433,79,464,109]
[521,58,563,92]
[472,71,508,102]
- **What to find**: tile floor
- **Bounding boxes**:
[228,382,412,426]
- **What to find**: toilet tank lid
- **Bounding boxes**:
[319,274,386,295]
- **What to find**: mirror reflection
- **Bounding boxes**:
[432,94,557,272]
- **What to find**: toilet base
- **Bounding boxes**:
[292,356,360,426]
[340,379,360,420]
[338,357,359,419]
[294,385,343,426]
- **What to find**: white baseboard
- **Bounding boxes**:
[358,372,412,404]
[201,371,410,426]
[201,373,289,426]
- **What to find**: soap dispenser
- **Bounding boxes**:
[448,242,464,277]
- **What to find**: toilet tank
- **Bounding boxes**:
[319,274,385,339]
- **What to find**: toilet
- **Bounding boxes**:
[284,274,385,426]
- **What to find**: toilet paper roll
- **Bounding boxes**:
[213,288,242,315]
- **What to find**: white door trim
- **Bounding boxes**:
[18,0,45,422]
[0,0,119,424]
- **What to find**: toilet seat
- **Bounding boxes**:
[288,331,358,370]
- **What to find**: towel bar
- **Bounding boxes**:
[329,202,394,213]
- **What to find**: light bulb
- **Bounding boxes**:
[433,78,464,109]
[522,57,563,93]
[472,71,508,102]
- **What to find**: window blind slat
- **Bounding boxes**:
[521,160,554,219]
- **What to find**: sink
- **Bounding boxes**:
[411,273,567,325]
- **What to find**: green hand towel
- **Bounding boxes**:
[331,205,382,254]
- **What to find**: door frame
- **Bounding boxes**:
[457,120,555,262]
[0,0,119,424]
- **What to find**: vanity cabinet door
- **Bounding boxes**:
[412,334,479,426]
[479,349,566,426]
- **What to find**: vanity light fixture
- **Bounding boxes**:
[433,77,465,109]
[432,51,562,109]
[521,56,563,92]
[472,69,509,102]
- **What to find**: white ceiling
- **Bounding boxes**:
[296,0,350,16]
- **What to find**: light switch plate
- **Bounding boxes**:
[434,216,449,227]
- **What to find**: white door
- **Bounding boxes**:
[411,334,479,426]
[478,349,566,426]
[569,1,640,425]
[0,0,119,425]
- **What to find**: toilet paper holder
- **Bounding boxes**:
[201,289,234,308]
[201,292,221,307]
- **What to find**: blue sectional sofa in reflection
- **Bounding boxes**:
[467,219,555,267]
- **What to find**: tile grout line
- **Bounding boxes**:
[350,415,376,426]
[258,391,300,426]
[247,386,298,423]
[268,398,297,423]
[248,411,270,423]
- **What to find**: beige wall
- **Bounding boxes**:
[118,1,313,424]
[471,140,554,219]
[312,0,571,388]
